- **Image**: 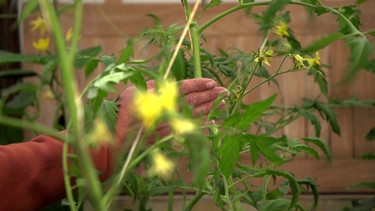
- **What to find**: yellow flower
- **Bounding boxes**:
[42,90,54,100]
[254,49,273,66]
[293,54,306,69]
[158,80,178,113]
[305,52,321,68]
[65,27,73,42]
[86,119,114,147]
[31,16,47,35]
[170,117,196,136]
[133,91,163,128]
[293,52,321,70]
[32,37,50,52]
[274,21,289,37]
[148,149,175,180]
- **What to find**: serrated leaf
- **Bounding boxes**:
[118,39,135,64]
[302,137,331,161]
[300,32,343,54]
[314,101,341,135]
[74,46,102,69]
[224,94,276,130]
[365,127,375,141]
[344,37,373,81]
[347,182,375,190]
[204,0,222,9]
[0,69,37,78]
[18,0,39,22]
[259,0,290,32]
[255,169,300,210]
[98,100,118,133]
[85,59,100,78]
[171,49,187,81]
[293,144,320,159]
[217,135,242,178]
[185,133,210,184]
[300,109,321,137]
[259,198,291,211]
[93,72,134,92]
[0,50,54,64]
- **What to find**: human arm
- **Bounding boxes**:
[0,78,227,210]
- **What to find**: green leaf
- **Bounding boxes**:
[312,100,341,135]
[300,109,321,137]
[0,69,37,78]
[302,137,332,161]
[361,153,375,160]
[185,133,210,184]
[365,127,375,141]
[217,135,242,178]
[97,100,118,133]
[171,49,187,81]
[308,68,328,96]
[347,182,375,190]
[329,97,375,108]
[18,0,39,23]
[344,37,373,81]
[298,177,319,209]
[293,144,320,159]
[0,50,54,65]
[255,169,300,210]
[259,0,291,32]
[204,0,222,9]
[93,72,134,92]
[85,59,100,78]
[259,198,291,211]
[74,46,102,69]
[0,124,24,144]
[300,32,343,54]
[118,39,135,64]
[224,94,276,130]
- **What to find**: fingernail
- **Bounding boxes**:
[219,89,230,97]
[206,81,216,89]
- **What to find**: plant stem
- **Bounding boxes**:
[62,140,77,211]
[41,0,105,209]
[164,0,201,79]
[190,22,202,78]
[184,190,204,211]
[0,115,64,140]
[199,1,363,38]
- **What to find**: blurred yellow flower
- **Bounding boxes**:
[306,52,321,68]
[170,117,196,136]
[65,27,73,42]
[31,16,47,35]
[293,54,306,69]
[274,21,289,37]
[293,52,321,70]
[86,119,114,147]
[133,91,163,128]
[32,37,50,52]
[42,90,54,100]
[254,49,273,66]
[158,80,178,113]
[132,80,178,128]
[148,149,175,180]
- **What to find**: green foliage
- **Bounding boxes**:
[1,0,374,210]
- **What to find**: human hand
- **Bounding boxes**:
[116,78,228,142]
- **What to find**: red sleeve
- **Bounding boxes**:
[0,134,113,210]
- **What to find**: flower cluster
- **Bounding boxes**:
[292,52,321,70]
[30,16,73,53]
[132,80,196,135]
[31,16,50,52]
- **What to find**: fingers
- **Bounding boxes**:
[193,99,226,117]
[185,86,228,106]
[178,78,217,95]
